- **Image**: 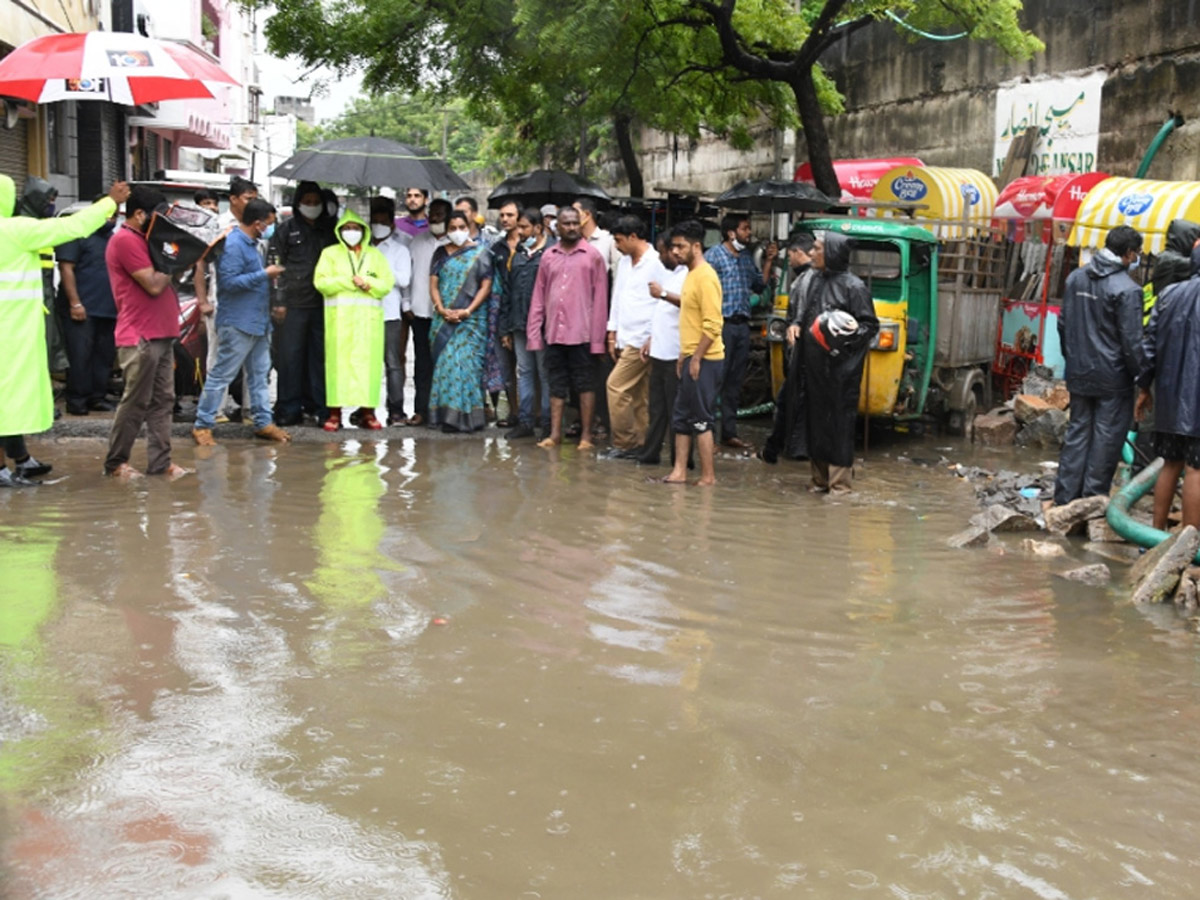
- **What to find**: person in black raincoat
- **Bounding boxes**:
[760,233,816,463]
[798,231,878,493]
[1136,245,1200,530]
[1053,225,1144,506]
[1150,219,1200,304]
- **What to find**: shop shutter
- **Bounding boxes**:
[0,117,29,197]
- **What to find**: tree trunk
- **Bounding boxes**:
[613,113,644,199]
[791,70,840,199]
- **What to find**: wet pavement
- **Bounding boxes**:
[2,427,1200,898]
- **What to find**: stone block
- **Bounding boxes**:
[1130,526,1200,605]
[973,410,1016,447]
[1044,495,1109,535]
[970,504,1040,533]
[1015,408,1070,449]
[1014,394,1052,424]
[1021,538,1066,557]
[948,525,990,549]
[1056,563,1112,586]
[1043,385,1070,410]
[1174,573,1199,613]
[1087,517,1125,543]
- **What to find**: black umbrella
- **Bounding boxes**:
[270,136,471,191]
[487,169,611,209]
[714,178,833,213]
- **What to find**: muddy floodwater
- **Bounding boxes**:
[3,431,1200,899]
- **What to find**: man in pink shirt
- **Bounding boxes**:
[103,185,188,480]
[526,206,608,450]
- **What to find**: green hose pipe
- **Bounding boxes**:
[1105,456,1200,561]
[1136,115,1184,179]
[737,402,776,418]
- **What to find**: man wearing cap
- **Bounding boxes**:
[541,204,558,238]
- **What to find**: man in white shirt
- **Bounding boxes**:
[639,235,689,467]
[404,198,451,425]
[370,197,413,426]
[603,215,665,457]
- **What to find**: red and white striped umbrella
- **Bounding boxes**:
[0,31,238,106]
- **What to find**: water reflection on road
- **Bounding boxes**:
[2,434,1200,898]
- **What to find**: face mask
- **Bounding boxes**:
[261,223,276,241]
[524,236,537,249]
[341,228,363,247]
[298,203,322,220]
[448,229,469,247]
[731,238,745,252]
[547,220,558,235]
[326,201,339,218]
[371,223,393,241]
[429,222,447,237]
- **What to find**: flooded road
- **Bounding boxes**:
[2,432,1200,898]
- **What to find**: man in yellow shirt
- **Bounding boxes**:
[663,220,724,486]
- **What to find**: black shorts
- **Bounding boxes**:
[672,358,724,435]
[1153,431,1200,469]
[543,343,594,398]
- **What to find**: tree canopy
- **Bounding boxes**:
[248,0,1043,197]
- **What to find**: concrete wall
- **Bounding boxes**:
[813,0,1200,181]
[626,0,1200,195]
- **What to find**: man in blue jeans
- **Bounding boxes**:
[704,214,776,449]
[192,198,291,446]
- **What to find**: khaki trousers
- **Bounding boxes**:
[811,459,853,494]
[606,345,651,449]
[105,338,175,474]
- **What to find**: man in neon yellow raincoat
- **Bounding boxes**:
[313,210,393,431]
[0,176,129,480]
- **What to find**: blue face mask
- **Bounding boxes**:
[524,236,536,249]
[261,223,276,241]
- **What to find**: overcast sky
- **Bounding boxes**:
[252,7,364,124]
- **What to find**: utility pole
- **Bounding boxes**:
[440,108,450,161]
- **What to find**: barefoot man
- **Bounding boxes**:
[526,206,609,450]
[662,220,724,486]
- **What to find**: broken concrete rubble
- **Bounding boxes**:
[1044,496,1109,536]
[970,504,1040,533]
[1130,526,1200,605]
[1056,563,1112,586]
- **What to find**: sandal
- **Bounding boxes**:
[495,416,516,428]
[405,413,424,427]
[359,410,383,430]
[322,410,342,432]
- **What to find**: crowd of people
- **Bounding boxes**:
[0,169,949,494]
[1055,220,1200,531]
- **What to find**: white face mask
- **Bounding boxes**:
[547,220,558,235]
[341,228,363,247]
[429,222,447,237]
[371,223,393,241]
[326,201,339,218]
[448,229,470,246]
[298,203,323,220]
[731,238,746,252]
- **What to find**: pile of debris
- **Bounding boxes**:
[973,366,1070,449]
[946,462,1200,629]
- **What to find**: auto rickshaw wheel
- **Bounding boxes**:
[947,388,981,439]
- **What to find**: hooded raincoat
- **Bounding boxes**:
[1139,247,1200,438]
[0,176,116,435]
[1057,248,1144,397]
[1151,220,1200,301]
[798,233,879,468]
[313,210,393,408]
